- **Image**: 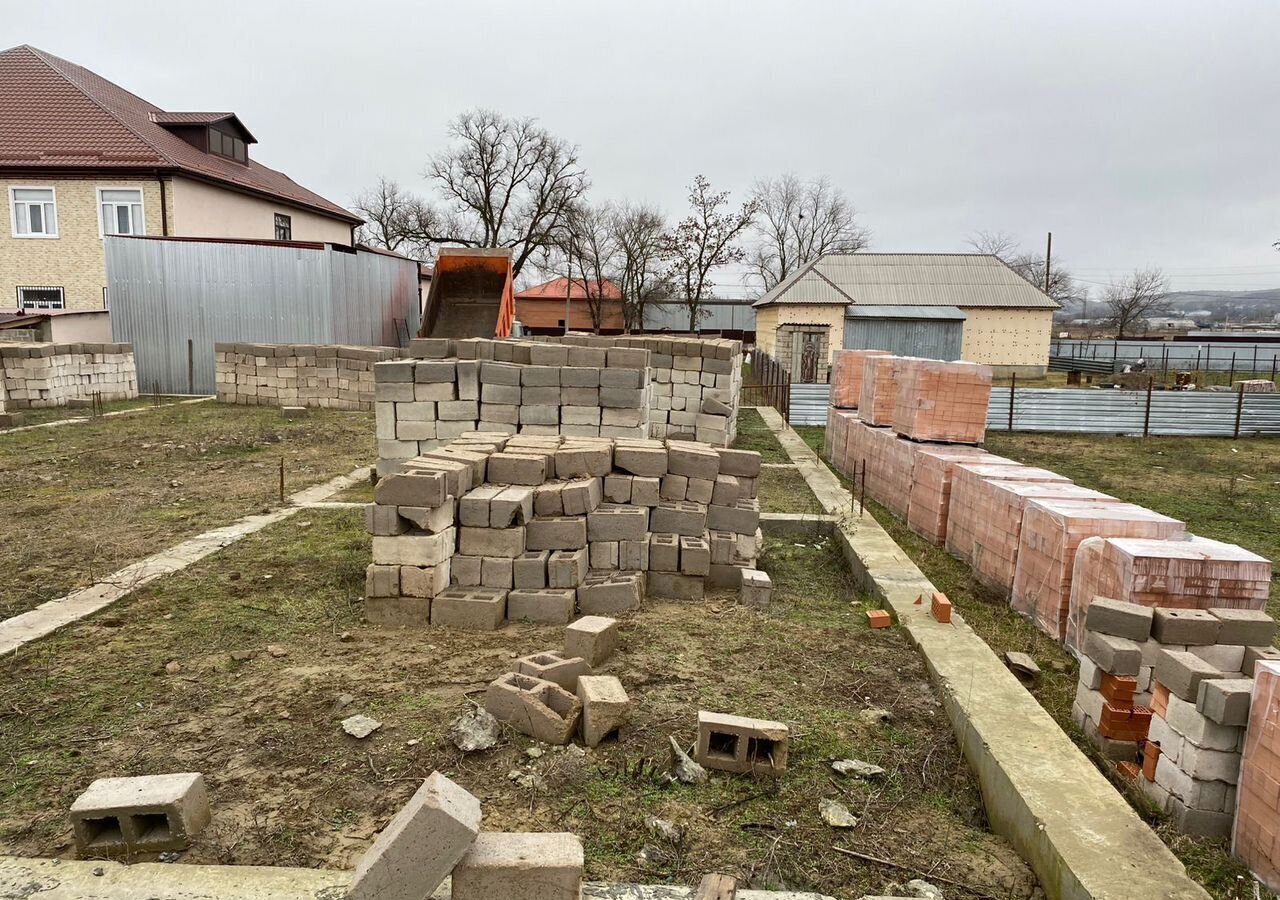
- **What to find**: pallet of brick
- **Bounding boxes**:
[830,349,890,409]
[0,341,138,408]
[969,484,1120,598]
[858,424,913,517]
[892,358,993,444]
[944,463,1071,564]
[215,343,397,410]
[857,355,902,426]
[904,446,1016,545]
[1010,499,1187,641]
[1233,661,1280,886]
[1233,379,1276,393]
[1066,535,1273,653]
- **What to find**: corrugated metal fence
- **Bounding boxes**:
[787,382,1280,436]
[106,237,419,395]
[1052,339,1280,375]
[643,300,756,333]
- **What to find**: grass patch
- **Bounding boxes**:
[6,397,189,427]
[756,467,823,515]
[731,408,789,463]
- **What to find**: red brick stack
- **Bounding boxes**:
[830,349,890,409]
[892,358,993,444]
[1233,661,1280,890]
[857,355,903,426]
[1011,499,1187,640]
[905,446,1015,545]
[944,463,1072,564]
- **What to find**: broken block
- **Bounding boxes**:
[491,486,534,527]
[696,710,789,776]
[508,589,577,625]
[366,564,400,598]
[577,675,631,747]
[516,650,590,691]
[589,540,619,569]
[70,773,210,856]
[564,616,619,666]
[667,442,721,479]
[484,672,582,744]
[740,569,772,607]
[577,571,644,615]
[451,832,584,900]
[348,771,482,900]
[401,565,449,599]
[430,588,507,631]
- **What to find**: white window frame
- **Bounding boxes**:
[17,286,65,310]
[9,185,59,239]
[97,186,146,238]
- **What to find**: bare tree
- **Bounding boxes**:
[661,175,758,332]
[1102,267,1171,338]
[611,202,668,332]
[966,230,1079,305]
[351,177,441,257]
[748,174,869,291]
[427,109,588,279]
[556,202,620,334]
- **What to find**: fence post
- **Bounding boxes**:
[1233,383,1245,439]
[1229,353,1236,387]
[1143,377,1153,437]
[1008,373,1016,431]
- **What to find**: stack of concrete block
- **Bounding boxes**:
[857,355,902,426]
[0,342,137,408]
[1234,379,1276,393]
[1073,598,1156,762]
[904,446,1016,545]
[1065,535,1273,652]
[1232,660,1280,889]
[891,357,993,444]
[215,343,399,410]
[1009,499,1186,640]
[829,348,890,409]
[520,334,743,445]
[968,483,1119,597]
[943,463,1073,564]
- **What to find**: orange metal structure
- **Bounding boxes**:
[418,247,516,339]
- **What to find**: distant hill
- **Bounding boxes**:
[1058,288,1280,324]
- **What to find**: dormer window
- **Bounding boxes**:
[208,127,246,163]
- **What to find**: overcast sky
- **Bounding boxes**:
[11,0,1280,295]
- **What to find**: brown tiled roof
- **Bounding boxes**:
[0,45,360,224]
[516,277,623,300]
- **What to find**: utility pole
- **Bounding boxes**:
[1044,231,1053,295]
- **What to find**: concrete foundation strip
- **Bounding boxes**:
[751,406,1211,900]
[0,465,371,658]
[0,395,214,435]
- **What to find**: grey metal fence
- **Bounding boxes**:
[1052,338,1280,376]
[789,383,831,425]
[106,237,419,395]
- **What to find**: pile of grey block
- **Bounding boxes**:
[0,342,137,408]
[214,343,401,410]
[365,429,771,628]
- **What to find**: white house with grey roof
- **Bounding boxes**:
[752,253,1059,380]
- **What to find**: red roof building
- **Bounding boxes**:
[514,277,625,333]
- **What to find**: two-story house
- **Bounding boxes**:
[0,45,362,313]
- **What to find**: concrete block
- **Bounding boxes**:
[438,399,480,421]
[1179,741,1241,784]
[607,347,649,368]
[513,550,550,590]
[707,499,760,535]
[480,401,519,424]
[523,385,561,405]
[451,832,583,900]
[459,526,526,559]
[1155,649,1226,702]
[487,452,549,485]
[281,405,307,419]
[520,404,559,425]
[619,537,649,571]
[548,547,590,588]
[460,485,503,527]
[590,541,619,569]
[508,588,577,625]
[415,382,456,402]
[649,533,680,572]
[534,483,565,517]
[1085,597,1154,642]
[1196,678,1253,727]
[710,475,741,508]
[374,360,416,383]
[375,471,448,509]
[1152,609,1221,646]
[650,501,707,536]
[1189,643,1245,673]
[630,476,661,506]
[696,710,789,776]
[527,517,589,551]
[516,649,590,691]
[481,556,514,589]
[414,360,457,383]
[561,404,600,424]
[372,532,454,568]
[577,571,644,615]
[708,530,736,566]
[70,773,210,856]
[408,337,453,359]
[667,443,721,480]
[1164,692,1241,750]
[366,564,400,598]
[660,473,688,501]
[480,361,522,385]
[522,365,561,387]
[587,505,648,541]
[1243,645,1280,676]
[614,444,668,477]
[451,555,482,587]
[679,536,711,575]
[399,501,456,534]
[600,387,644,408]
[577,675,630,747]
[431,588,508,630]
[366,504,408,536]
[562,478,603,516]
[456,360,479,400]
[1209,608,1277,646]
[1085,631,1142,676]
[484,672,582,745]
[647,571,705,601]
[740,569,772,607]
[492,486,535,528]
[686,476,715,505]
[564,615,619,667]
[1167,796,1233,839]
[556,445,612,479]
[603,473,633,503]
[347,771,482,900]
[561,363,602,385]
[401,565,450,599]
[716,447,762,478]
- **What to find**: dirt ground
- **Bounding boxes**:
[0,508,1038,898]
[0,402,373,619]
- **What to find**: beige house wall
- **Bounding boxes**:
[1,176,164,311]
[959,308,1052,370]
[755,304,847,363]
[170,176,353,244]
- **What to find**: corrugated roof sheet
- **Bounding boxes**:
[0,45,359,224]
[754,253,1059,310]
[844,304,967,320]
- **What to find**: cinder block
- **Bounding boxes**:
[1243,645,1280,676]
[667,443,720,480]
[1196,678,1253,727]
[649,533,680,572]
[513,550,550,589]
[484,672,582,744]
[716,448,762,478]
[70,773,210,856]
[1167,796,1233,839]
[577,675,630,747]
[587,505,648,541]
[740,569,772,607]
[1209,608,1278,646]
[619,537,649,571]
[696,710,789,776]
[685,476,714,505]
[564,615,619,666]
[487,452,549,486]
[460,485,502,527]
[660,473,688,501]
[534,483,565,517]
[562,478,603,516]
[508,589,577,625]
[647,571,705,601]
[1085,597,1154,642]
[603,473,633,503]
[650,501,707,536]
[348,771,482,900]
[430,588,508,630]
[375,471,448,509]
[707,499,760,535]
[577,571,644,615]
[372,532,455,568]
[516,649,590,691]
[438,399,480,421]
[367,594,433,627]
[451,832,584,900]
[491,486,534,528]
[548,547,590,588]
[415,360,457,383]
[481,556,514,589]
[366,564,400,598]
[399,501,456,534]
[1152,609,1221,646]
[1189,643,1245,673]
[1085,631,1142,676]
[1156,649,1226,702]
[459,526,526,559]
[678,536,711,575]
[631,476,661,506]
[556,445,612,479]
[527,517,589,551]
[401,565,450,599]
[614,444,668,477]
[1179,741,1242,784]
[590,540,619,569]
[451,555,482,587]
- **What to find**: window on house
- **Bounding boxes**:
[99,189,145,236]
[11,188,58,237]
[17,286,65,310]
[207,127,247,162]
[274,213,292,241]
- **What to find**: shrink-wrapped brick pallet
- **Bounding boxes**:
[1010,499,1186,640]
[904,446,1015,545]
[969,483,1119,597]
[1233,661,1280,891]
[830,349,890,409]
[892,358,993,444]
[857,355,903,426]
[944,463,1071,563]
[861,425,914,518]
[1065,535,1272,652]
[826,409,858,475]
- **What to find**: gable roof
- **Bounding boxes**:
[753,253,1060,310]
[516,277,623,301]
[0,45,360,225]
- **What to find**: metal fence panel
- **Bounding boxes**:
[1052,339,1280,374]
[106,238,418,395]
[987,388,1280,436]
[844,317,963,360]
[643,301,756,333]
[789,383,831,425]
